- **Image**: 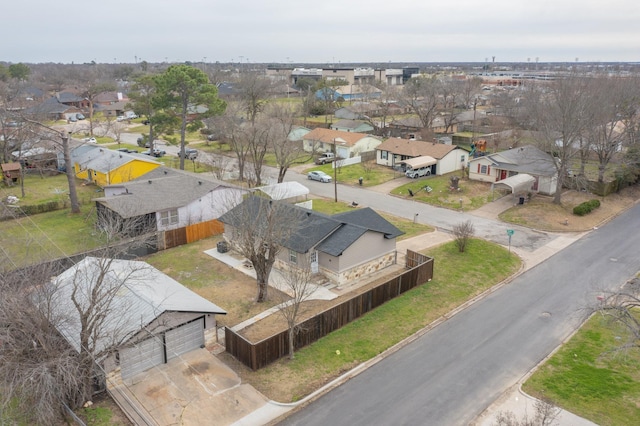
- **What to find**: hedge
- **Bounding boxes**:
[573,199,601,216]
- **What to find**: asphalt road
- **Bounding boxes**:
[280,202,640,425]
[286,169,555,253]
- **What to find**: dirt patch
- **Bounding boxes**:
[500,186,640,232]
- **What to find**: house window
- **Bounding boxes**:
[289,250,297,264]
[381,150,388,160]
[460,155,465,163]
[160,209,179,226]
[480,165,488,175]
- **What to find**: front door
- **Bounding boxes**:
[500,170,507,180]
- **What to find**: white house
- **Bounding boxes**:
[376,138,468,175]
[302,128,382,159]
[468,145,558,195]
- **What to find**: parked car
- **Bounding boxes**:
[308,170,332,183]
[68,115,77,123]
[116,115,126,122]
[141,149,166,158]
[178,148,198,160]
[83,137,97,144]
[76,113,85,120]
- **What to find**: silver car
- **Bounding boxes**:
[307,170,332,183]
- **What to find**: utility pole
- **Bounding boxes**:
[333,140,338,202]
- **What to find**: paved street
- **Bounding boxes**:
[279,202,640,426]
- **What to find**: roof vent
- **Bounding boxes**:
[198,181,202,185]
[148,180,152,184]
[164,170,168,174]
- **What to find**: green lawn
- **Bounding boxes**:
[391,173,493,211]
[307,162,398,187]
[523,313,640,426]
[244,238,521,402]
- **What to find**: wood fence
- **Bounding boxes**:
[161,219,224,250]
[225,249,433,370]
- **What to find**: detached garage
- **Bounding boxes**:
[49,257,226,381]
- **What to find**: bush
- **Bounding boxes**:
[573,199,601,216]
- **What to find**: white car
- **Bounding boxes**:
[83,137,97,144]
[308,170,332,183]
[116,115,126,122]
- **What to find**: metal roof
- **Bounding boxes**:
[49,257,226,355]
[400,155,438,169]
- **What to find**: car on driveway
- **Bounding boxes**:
[83,137,97,144]
[141,149,166,158]
[308,170,332,183]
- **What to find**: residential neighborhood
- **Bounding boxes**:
[1,59,640,426]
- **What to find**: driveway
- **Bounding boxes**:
[107,349,287,425]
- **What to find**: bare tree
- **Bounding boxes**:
[453,220,475,253]
[493,398,561,426]
[273,257,316,359]
[522,73,591,204]
[401,74,441,129]
[589,276,640,353]
[235,71,273,125]
[264,103,309,183]
[0,263,85,425]
[219,196,306,302]
[218,104,250,182]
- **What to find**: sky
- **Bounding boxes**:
[3,0,639,65]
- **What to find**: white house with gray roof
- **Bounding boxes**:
[94,167,247,245]
[468,145,558,195]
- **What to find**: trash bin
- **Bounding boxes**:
[518,196,525,205]
[358,177,363,186]
[217,241,229,253]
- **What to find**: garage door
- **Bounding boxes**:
[120,335,165,379]
[165,317,205,361]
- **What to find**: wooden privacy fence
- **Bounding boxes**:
[225,249,433,370]
[161,219,224,250]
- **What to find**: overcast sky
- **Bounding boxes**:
[3,0,639,65]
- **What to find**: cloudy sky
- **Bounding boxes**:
[3,0,639,64]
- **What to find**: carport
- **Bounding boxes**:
[400,155,437,169]
[491,173,535,194]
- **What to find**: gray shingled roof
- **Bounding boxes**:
[219,197,403,256]
[94,170,230,217]
[483,145,556,176]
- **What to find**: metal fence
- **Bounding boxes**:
[225,250,433,370]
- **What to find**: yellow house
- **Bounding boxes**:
[73,146,161,187]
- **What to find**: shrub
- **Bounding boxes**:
[573,199,601,216]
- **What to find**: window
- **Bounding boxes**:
[480,165,488,175]
[381,150,388,160]
[460,155,465,163]
[160,209,179,226]
[289,250,298,264]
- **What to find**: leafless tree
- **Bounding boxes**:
[521,73,592,204]
[235,71,273,124]
[219,196,307,302]
[401,74,441,129]
[493,398,561,426]
[588,276,640,354]
[0,263,85,425]
[218,104,250,182]
[273,257,316,359]
[453,220,475,253]
[266,103,309,183]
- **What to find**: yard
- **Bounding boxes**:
[391,173,494,211]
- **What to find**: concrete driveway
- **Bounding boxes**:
[108,349,286,425]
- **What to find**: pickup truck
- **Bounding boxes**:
[314,152,336,165]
